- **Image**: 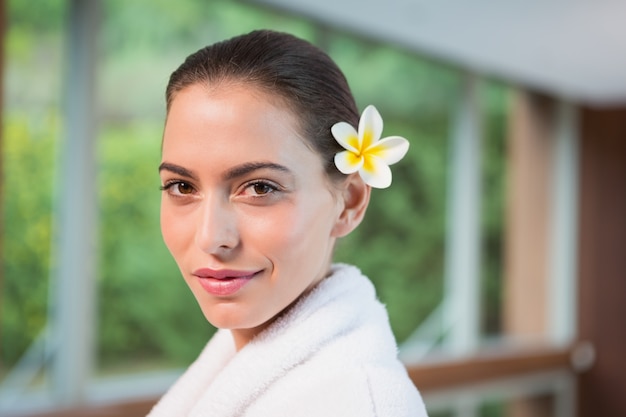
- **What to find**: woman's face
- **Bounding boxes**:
[160,83,345,349]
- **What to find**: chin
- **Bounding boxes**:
[199,304,265,331]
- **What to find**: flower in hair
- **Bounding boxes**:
[332,105,409,189]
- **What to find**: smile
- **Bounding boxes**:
[192,268,260,296]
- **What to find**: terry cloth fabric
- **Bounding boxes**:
[147,263,428,417]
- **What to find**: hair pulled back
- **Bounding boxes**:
[166,30,359,181]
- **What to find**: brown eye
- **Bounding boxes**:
[252,182,273,195]
[177,182,193,194]
[160,181,196,197]
[240,180,279,198]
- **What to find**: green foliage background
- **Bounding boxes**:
[1,0,506,375]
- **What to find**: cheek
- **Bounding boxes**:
[160,206,175,253]
[244,198,337,263]
[160,203,188,258]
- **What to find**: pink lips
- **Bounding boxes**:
[192,268,259,296]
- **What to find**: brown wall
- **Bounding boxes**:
[577,107,626,417]
[504,90,556,340]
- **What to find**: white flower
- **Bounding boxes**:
[332,105,409,189]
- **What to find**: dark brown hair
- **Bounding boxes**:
[165,30,359,181]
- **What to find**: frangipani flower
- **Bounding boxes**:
[332,105,409,189]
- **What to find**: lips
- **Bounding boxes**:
[192,268,260,296]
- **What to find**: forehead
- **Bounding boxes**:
[162,83,324,178]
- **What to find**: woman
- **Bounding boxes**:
[149,30,427,416]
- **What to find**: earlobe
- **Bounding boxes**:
[331,174,371,238]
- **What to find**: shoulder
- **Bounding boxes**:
[361,364,428,417]
[304,364,427,417]
[246,361,427,417]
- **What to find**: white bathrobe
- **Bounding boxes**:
[147,264,428,416]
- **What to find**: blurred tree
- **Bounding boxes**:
[2,113,56,369]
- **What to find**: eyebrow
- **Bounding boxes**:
[223,162,292,181]
[158,161,292,181]
[158,162,198,180]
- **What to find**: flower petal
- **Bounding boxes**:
[334,150,363,174]
[366,136,409,165]
[359,155,392,189]
[331,122,359,153]
[358,105,383,150]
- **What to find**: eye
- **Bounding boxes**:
[160,181,195,196]
[242,180,279,197]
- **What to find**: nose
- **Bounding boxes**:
[194,195,240,256]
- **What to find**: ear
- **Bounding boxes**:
[331,173,371,238]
